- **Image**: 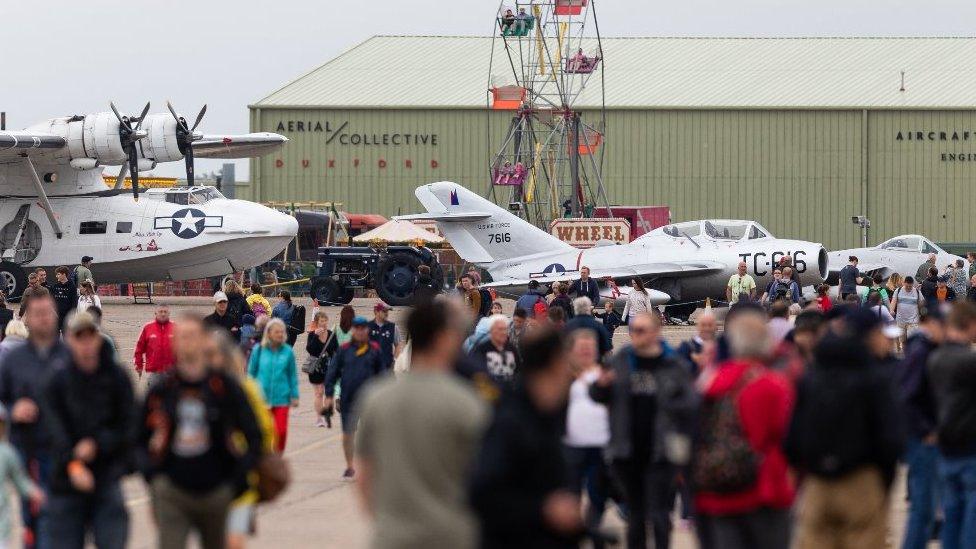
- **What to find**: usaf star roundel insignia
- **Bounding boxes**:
[153,208,223,239]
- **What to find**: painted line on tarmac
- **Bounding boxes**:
[125,432,340,507]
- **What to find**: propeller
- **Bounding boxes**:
[109,101,151,201]
[166,101,207,186]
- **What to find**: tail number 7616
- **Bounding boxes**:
[488,233,512,244]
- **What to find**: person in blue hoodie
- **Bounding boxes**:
[247,318,298,453]
[324,316,386,479]
[515,280,548,314]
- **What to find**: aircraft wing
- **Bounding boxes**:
[483,260,726,289]
[0,131,66,163]
[191,132,288,159]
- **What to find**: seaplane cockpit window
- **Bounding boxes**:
[165,191,189,205]
[704,221,749,241]
[922,240,939,254]
[189,188,224,205]
[748,225,768,240]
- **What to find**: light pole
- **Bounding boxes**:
[852,215,871,248]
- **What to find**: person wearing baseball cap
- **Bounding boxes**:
[204,291,240,340]
[367,303,400,370]
[324,315,386,479]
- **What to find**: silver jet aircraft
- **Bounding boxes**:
[399,182,827,314]
[827,234,967,282]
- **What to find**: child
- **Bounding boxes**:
[246,283,272,317]
[240,314,257,350]
[594,300,622,335]
[815,284,833,312]
[0,406,44,546]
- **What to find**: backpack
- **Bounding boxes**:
[289,305,306,334]
[70,267,79,287]
[532,299,548,318]
[692,370,760,493]
[478,288,493,317]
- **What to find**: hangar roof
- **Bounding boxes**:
[252,36,976,110]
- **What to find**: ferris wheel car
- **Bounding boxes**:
[491,86,526,110]
[565,53,601,74]
[554,0,588,15]
[498,13,534,36]
[493,161,527,186]
[576,129,602,155]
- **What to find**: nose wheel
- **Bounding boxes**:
[0,262,27,300]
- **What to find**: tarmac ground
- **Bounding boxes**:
[84,296,913,548]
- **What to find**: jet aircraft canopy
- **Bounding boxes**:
[877,235,942,255]
[647,220,773,242]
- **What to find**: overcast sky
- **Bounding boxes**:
[2,0,974,179]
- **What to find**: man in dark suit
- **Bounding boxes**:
[569,266,601,306]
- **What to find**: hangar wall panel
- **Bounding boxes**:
[600,110,863,249]
[867,110,976,247]
[250,107,976,250]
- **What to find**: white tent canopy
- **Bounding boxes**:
[352,219,444,244]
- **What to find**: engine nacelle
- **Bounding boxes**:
[138,113,183,163]
[136,158,156,172]
[64,112,127,165]
[80,112,127,164]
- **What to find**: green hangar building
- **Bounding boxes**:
[246,36,976,250]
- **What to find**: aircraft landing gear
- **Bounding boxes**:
[0,262,27,300]
[664,302,697,326]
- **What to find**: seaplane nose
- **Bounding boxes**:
[279,211,299,236]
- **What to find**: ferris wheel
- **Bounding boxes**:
[487,0,611,226]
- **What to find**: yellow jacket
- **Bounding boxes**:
[232,377,277,506]
[246,294,272,316]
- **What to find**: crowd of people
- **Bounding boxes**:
[5,251,976,548]
[0,258,319,549]
[340,259,976,549]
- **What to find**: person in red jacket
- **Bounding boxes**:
[133,304,176,386]
[694,307,796,549]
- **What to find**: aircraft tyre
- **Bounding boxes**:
[311,278,343,306]
[0,262,27,300]
[375,252,422,307]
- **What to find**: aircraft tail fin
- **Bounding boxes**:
[397,182,573,264]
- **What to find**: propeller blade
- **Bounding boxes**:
[165,100,188,131]
[184,144,194,186]
[190,104,207,132]
[128,144,140,201]
[133,102,151,130]
[109,101,124,125]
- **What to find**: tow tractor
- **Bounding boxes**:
[309,245,443,306]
